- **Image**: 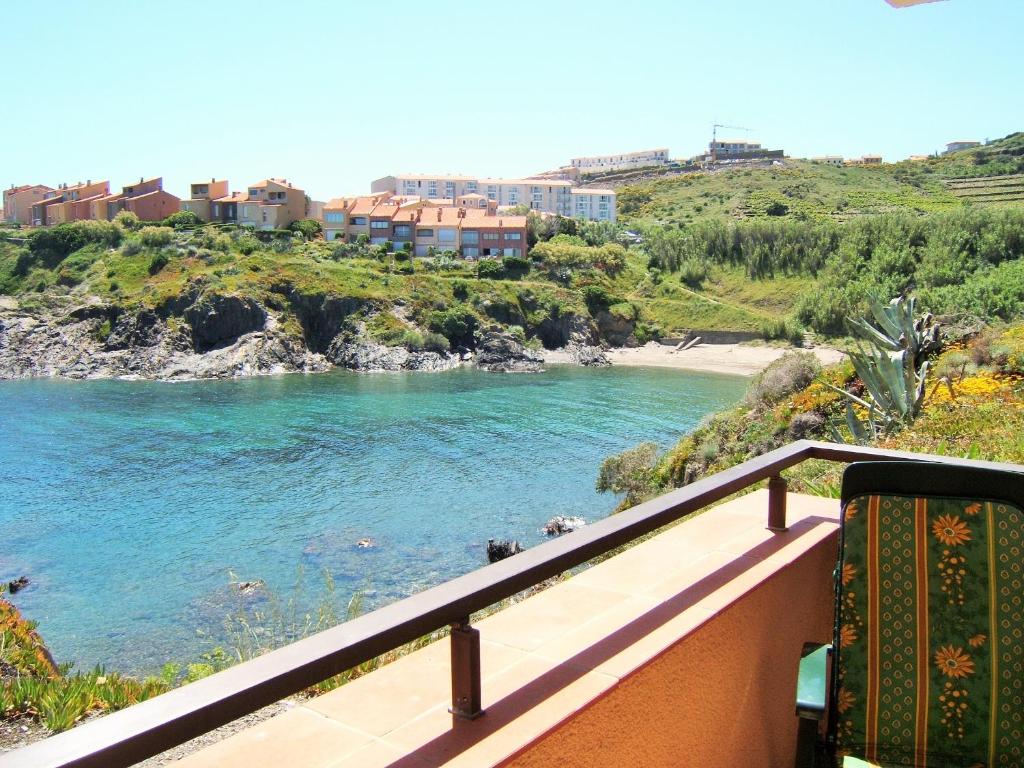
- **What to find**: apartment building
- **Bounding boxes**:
[30,180,110,226]
[92,177,181,221]
[709,139,762,158]
[320,193,526,257]
[371,175,616,221]
[180,179,230,222]
[570,148,669,174]
[3,184,53,224]
[236,178,306,229]
[846,155,883,166]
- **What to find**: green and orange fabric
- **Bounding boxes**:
[835,491,1024,767]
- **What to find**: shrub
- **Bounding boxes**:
[423,331,451,353]
[678,259,708,288]
[596,442,660,511]
[760,316,805,345]
[148,253,169,275]
[288,219,322,240]
[400,330,425,350]
[113,210,142,231]
[452,280,470,300]
[137,226,174,248]
[582,285,619,314]
[27,221,123,266]
[502,256,530,276]
[428,305,478,347]
[508,325,526,343]
[237,236,260,255]
[477,259,505,279]
[744,351,821,409]
[163,210,202,229]
[121,237,143,256]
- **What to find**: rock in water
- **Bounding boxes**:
[475,330,544,373]
[543,516,586,536]
[487,539,523,563]
[234,580,265,596]
[7,576,29,594]
[569,346,610,367]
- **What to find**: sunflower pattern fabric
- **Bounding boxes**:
[835,494,1024,767]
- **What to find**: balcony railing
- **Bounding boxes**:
[7,440,1023,768]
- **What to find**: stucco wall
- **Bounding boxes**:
[502,534,837,768]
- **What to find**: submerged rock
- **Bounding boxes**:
[475,331,544,373]
[543,516,586,536]
[7,576,29,594]
[487,539,523,563]
[234,580,265,596]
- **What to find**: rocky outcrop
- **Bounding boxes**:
[279,289,369,352]
[474,330,544,373]
[184,294,267,351]
[326,338,459,372]
[568,345,610,367]
[486,539,523,563]
[537,312,597,349]
[594,308,637,347]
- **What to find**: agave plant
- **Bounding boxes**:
[830,294,939,444]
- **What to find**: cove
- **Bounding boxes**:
[0,366,746,674]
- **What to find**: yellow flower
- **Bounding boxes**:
[968,633,987,648]
[933,515,972,547]
[842,564,857,586]
[837,687,855,713]
[934,646,976,679]
[845,501,859,520]
[840,623,858,649]
[964,503,982,517]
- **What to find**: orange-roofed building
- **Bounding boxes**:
[31,180,110,225]
[237,178,306,230]
[181,179,230,222]
[3,184,53,225]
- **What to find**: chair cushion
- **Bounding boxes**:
[835,493,1023,767]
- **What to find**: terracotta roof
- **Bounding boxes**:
[324,197,353,211]
[4,185,31,195]
[215,193,248,203]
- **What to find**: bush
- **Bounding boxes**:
[400,330,425,350]
[148,252,169,275]
[137,226,174,248]
[596,442,660,511]
[744,351,821,409]
[678,259,708,288]
[428,305,478,347]
[502,256,530,276]
[27,221,123,267]
[114,210,142,231]
[477,259,505,279]
[452,280,470,300]
[760,316,805,345]
[237,236,261,255]
[423,331,451,353]
[288,219,322,240]
[581,285,620,314]
[163,210,202,229]
[121,237,143,256]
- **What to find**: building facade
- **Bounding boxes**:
[945,141,981,154]
[235,179,306,229]
[3,184,53,224]
[371,175,616,222]
[180,179,230,222]
[811,156,844,167]
[569,148,669,174]
[30,180,110,226]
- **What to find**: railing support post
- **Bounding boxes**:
[449,617,484,721]
[767,474,788,532]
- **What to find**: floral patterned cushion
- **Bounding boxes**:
[835,494,1023,768]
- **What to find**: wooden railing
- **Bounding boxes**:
[8,440,1023,768]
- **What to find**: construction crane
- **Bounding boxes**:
[710,124,752,163]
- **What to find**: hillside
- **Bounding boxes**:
[615,132,1024,227]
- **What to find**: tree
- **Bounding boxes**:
[596,442,660,511]
[114,210,142,231]
[163,210,202,229]
[288,219,322,240]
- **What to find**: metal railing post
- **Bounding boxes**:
[449,617,484,720]
[767,475,788,532]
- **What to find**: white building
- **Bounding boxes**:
[710,140,763,158]
[371,174,616,222]
[569,148,670,174]
[944,141,981,154]
[812,156,844,167]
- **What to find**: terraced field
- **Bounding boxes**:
[944,173,1024,204]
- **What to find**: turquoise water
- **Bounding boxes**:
[0,366,746,674]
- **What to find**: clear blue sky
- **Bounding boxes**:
[1,0,1020,201]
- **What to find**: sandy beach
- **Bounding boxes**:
[544,342,845,377]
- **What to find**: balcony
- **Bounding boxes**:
[7,441,1016,768]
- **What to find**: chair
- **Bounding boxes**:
[795,460,1024,767]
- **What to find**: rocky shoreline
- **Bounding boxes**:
[0,291,610,381]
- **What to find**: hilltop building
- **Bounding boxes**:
[945,140,981,154]
[321,192,527,258]
[3,184,53,224]
[30,180,110,226]
[91,177,180,222]
[181,180,230,222]
[811,156,844,167]
[846,155,883,166]
[371,175,615,222]
[707,140,784,162]
[569,148,669,175]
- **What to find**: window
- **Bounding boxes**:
[213,204,220,216]
[445,181,455,196]
[427,182,437,196]
[505,232,521,240]
[325,212,344,223]
[370,220,390,229]
[482,233,499,241]
[462,246,479,258]
[370,237,388,246]
[248,189,259,197]
[394,225,411,237]
[417,228,434,238]
[462,230,479,244]
[466,181,477,192]
[503,248,521,257]
[351,216,367,225]
[438,228,456,243]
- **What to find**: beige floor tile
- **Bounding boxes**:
[172,707,371,768]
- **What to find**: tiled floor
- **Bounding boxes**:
[172,490,839,768]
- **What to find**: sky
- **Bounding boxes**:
[1,0,1021,202]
